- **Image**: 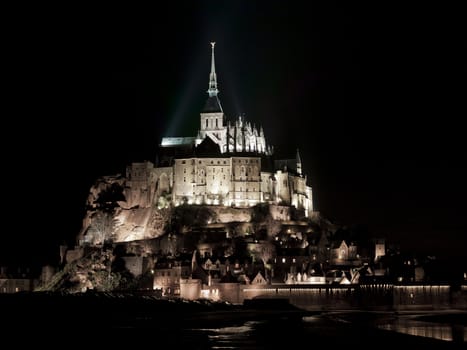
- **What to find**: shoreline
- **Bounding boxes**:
[1,291,465,343]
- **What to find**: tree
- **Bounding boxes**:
[95,182,125,212]
[258,242,275,271]
[89,211,115,245]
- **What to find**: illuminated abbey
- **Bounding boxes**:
[78,43,314,246]
[51,44,444,305]
[127,43,313,213]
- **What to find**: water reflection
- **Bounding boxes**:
[195,321,261,349]
[185,312,466,348]
[378,318,466,343]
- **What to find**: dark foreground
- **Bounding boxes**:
[1,292,465,348]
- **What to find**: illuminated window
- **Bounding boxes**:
[282,258,286,263]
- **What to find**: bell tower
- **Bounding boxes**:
[198,42,227,151]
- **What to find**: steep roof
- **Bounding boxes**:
[195,135,222,156]
[202,96,223,113]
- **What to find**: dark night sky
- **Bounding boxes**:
[3,2,466,268]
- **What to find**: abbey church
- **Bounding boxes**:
[126,43,313,213]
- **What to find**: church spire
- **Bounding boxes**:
[208,42,219,97]
[296,148,302,176]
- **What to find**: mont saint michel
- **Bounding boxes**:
[27,42,461,307]
[2,42,466,344]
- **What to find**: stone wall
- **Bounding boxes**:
[210,206,252,223]
[393,284,451,310]
[180,279,201,300]
[451,284,467,309]
[217,282,243,304]
[241,283,453,311]
[122,256,144,277]
[269,205,290,221]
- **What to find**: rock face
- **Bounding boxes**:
[37,249,119,293]
[114,207,171,242]
[78,173,268,245]
[78,174,172,244]
[78,173,318,245]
